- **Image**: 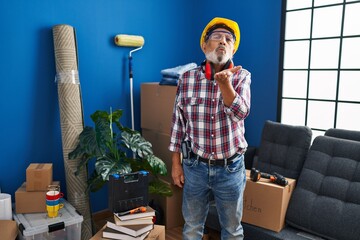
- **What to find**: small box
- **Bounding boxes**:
[13,199,83,240]
[26,163,53,191]
[242,170,296,232]
[141,83,177,135]
[150,178,184,229]
[15,181,60,214]
[0,220,18,240]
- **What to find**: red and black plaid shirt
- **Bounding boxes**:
[169,65,251,159]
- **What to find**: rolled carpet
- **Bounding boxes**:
[52,24,92,239]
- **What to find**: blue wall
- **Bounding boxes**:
[0,0,282,212]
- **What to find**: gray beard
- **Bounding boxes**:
[205,49,231,65]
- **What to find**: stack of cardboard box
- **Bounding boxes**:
[140,82,184,229]
[15,163,60,213]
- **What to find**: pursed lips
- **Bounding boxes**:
[216,46,226,54]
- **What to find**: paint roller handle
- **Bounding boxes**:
[129,55,133,78]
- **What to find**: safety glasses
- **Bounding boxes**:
[207,30,235,43]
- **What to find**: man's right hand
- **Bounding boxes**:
[172,152,184,188]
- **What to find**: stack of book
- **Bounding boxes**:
[102,206,156,240]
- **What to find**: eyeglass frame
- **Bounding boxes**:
[205,30,236,44]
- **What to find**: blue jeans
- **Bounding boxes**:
[182,154,246,240]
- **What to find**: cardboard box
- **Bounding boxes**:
[141,83,177,135]
[15,181,60,214]
[141,129,172,180]
[26,163,53,191]
[90,224,165,240]
[141,83,183,229]
[150,179,184,229]
[0,220,18,240]
[242,170,296,232]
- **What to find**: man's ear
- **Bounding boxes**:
[201,42,207,53]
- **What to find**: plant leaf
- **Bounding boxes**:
[146,154,167,176]
[69,126,100,159]
[87,171,107,192]
[121,131,153,157]
[94,118,112,148]
[110,109,123,123]
[149,179,173,197]
[95,158,132,181]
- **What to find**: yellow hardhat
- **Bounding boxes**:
[200,17,240,53]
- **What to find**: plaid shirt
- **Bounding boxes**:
[169,65,251,159]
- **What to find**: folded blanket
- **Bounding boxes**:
[159,76,179,86]
[160,62,197,78]
[161,75,179,80]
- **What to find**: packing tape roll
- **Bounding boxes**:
[0,193,12,220]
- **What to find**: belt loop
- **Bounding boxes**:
[224,158,227,166]
[208,154,214,166]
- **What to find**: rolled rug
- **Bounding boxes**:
[52,24,92,239]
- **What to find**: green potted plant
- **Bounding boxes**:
[69,108,172,197]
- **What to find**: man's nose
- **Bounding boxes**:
[219,35,227,43]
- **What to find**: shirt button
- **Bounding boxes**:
[211,134,214,138]
[211,116,214,119]
[212,99,215,102]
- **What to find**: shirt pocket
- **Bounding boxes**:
[182,97,204,106]
[181,97,204,116]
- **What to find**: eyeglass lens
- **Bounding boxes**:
[209,31,234,43]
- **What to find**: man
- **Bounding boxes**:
[168,17,251,240]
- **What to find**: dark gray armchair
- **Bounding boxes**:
[242,129,360,240]
[230,128,360,240]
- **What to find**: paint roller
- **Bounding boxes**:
[115,34,145,130]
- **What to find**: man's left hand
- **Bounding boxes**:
[214,66,242,84]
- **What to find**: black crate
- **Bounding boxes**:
[108,171,149,213]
